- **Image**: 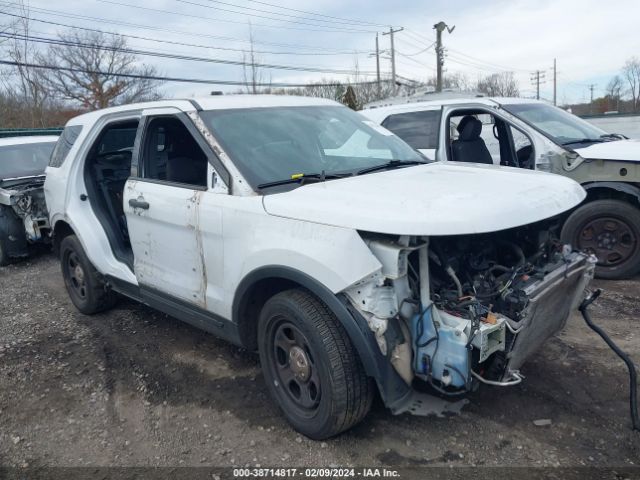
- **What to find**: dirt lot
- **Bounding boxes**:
[0,253,639,474]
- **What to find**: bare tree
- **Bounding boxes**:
[38,31,161,110]
[606,75,623,111]
[242,23,268,94]
[425,72,472,92]
[476,72,520,97]
[622,57,640,112]
[3,1,51,127]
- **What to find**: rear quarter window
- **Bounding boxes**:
[49,125,83,168]
[381,110,441,150]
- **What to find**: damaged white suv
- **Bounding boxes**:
[45,95,595,439]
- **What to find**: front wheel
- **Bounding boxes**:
[258,289,373,439]
[561,199,640,279]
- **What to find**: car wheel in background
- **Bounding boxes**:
[561,199,640,279]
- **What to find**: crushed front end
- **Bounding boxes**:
[0,179,50,260]
[345,219,595,409]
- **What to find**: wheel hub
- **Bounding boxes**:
[271,321,321,411]
[289,346,310,381]
[74,265,85,282]
[579,216,637,267]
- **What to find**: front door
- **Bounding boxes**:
[124,111,211,307]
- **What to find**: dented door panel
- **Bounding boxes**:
[124,179,207,306]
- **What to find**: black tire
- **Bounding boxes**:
[0,205,27,266]
[561,199,640,279]
[258,289,373,439]
[60,235,117,314]
[0,234,8,266]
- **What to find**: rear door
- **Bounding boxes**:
[123,109,213,307]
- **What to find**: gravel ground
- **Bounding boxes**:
[0,253,639,475]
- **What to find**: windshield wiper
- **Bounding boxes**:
[356,159,427,176]
[257,171,351,190]
[561,138,606,146]
[600,133,627,140]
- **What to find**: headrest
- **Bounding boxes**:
[167,156,205,185]
[456,116,482,141]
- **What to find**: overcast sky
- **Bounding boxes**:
[5,0,640,103]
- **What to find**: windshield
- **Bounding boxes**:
[0,141,56,180]
[503,103,609,145]
[200,105,423,189]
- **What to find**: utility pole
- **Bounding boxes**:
[588,83,596,113]
[375,33,381,97]
[530,70,546,100]
[382,26,403,92]
[552,58,557,106]
[433,21,455,92]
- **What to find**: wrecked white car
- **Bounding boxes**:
[45,96,594,439]
[0,135,58,265]
[363,97,640,280]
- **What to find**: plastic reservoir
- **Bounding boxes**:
[412,306,471,388]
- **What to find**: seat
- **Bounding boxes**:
[166,156,207,186]
[165,133,208,187]
[450,116,494,165]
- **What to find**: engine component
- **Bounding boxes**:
[424,219,594,388]
[412,307,473,389]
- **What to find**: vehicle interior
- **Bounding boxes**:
[447,110,535,169]
[141,116,208,188]
[83,117,211,268]
[83,120,139,266]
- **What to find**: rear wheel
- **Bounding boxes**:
[258,289,373,439]
[60,235,117,314]
[561,199,640,279]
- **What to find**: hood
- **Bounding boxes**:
[262,162,586,236]
[573,139,640,161]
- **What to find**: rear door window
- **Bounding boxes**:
[49,126,82,168]
[381,110,441,150]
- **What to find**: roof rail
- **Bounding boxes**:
[364,90,485,109]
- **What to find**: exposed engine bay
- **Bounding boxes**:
[346,218,595,401]
[0,179,50,244]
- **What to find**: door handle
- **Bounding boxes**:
[128,198,150,210]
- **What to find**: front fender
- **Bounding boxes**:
[232,265,412,409]
[583,181,640,203]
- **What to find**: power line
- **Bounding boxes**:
[241,0,389,27]
[0,11,374,56]
[0,32,378,76]
[0,2,367,53]
[396,42,436,57]
[446,54,511,73]
[395,35,431,52]
[446,47,528,73]
[396,53,435,71]
[403,29,434,44]
[177,0,387,28]
[0,59,384,87]
[95,0,377,34]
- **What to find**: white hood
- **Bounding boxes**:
[573,139,640,161]
[262,162,586,236]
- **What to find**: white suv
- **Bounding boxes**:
[362,96,640,279]
[45,95,594,439]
